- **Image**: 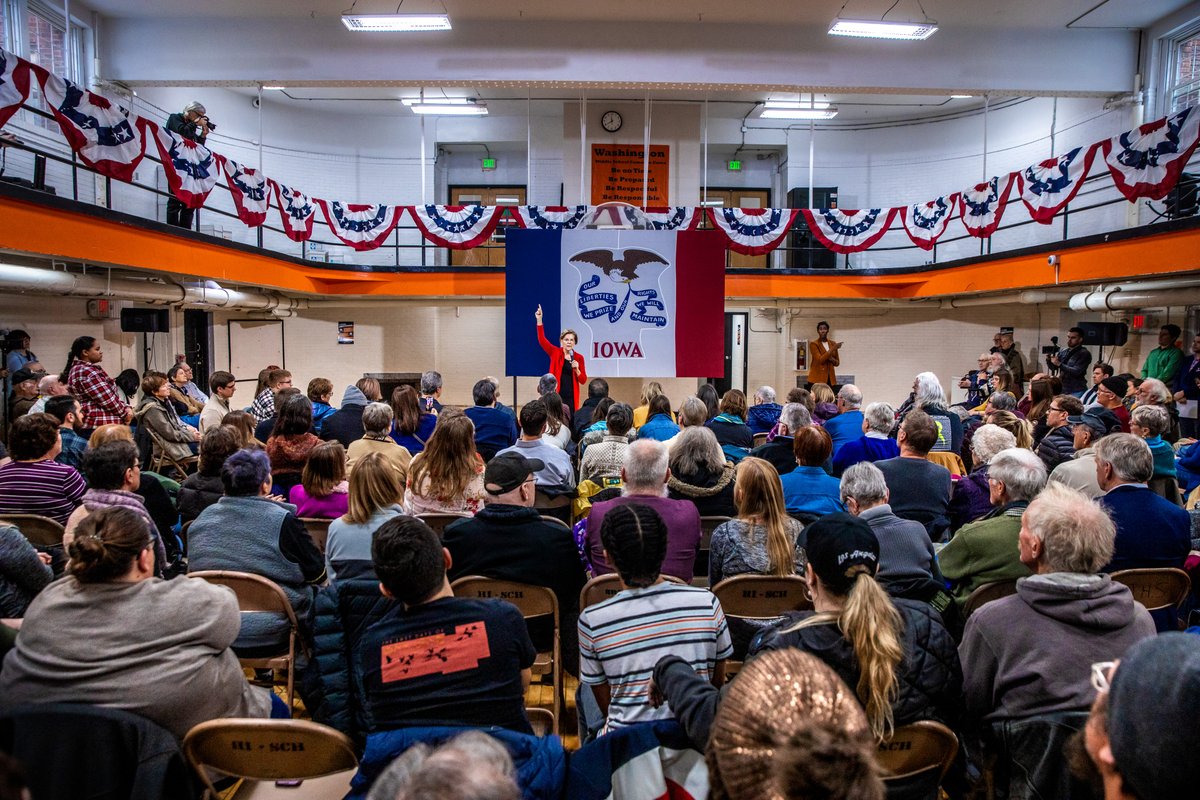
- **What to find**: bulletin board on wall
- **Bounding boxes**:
[227,318,285,384]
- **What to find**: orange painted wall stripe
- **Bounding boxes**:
[3,194,1200,300]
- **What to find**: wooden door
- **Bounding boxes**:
[449,186,526,267]
[700,188,771,268]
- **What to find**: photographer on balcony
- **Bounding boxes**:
[164,100,212,229]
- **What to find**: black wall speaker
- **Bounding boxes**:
[120,307,170,333]
[1076,321,1128,347]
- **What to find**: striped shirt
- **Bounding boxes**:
[578,582,732,732]
[0,460,87,525]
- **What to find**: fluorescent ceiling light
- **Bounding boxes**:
[828,18,937,40]
[408,102,487,115]
[765,100,831,110]
[401,97,472,106]
[262,85,286,91]
[761,107,839,120]
[341,13,451,32]
[950,94,973,99]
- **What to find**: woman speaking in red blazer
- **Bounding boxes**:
[535,304,587,411]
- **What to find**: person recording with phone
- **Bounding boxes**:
[164,100,215,229]
[534,304,587,412]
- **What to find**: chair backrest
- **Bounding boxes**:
[0,513,66,548]
[877,720,959,782]
[188,570,298,623]
[579,573,685,610]
[962,578,1020,620]
[300,517,332,554]
[183,718,357,795]
[712,574,812,619]
[416,512,471,536]
[526,707,555,737]
[1148,475,1183,506]
[540,515,572,532]
[1110,568,1192,612]
[751,432,768,448]
[698,516,732,550]
[451,576,558,621]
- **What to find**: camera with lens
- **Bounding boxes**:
[201,115,217,131]
[1041,335,1060,356]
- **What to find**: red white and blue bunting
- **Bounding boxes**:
[1018,144,1099,224]
[315,200,404,251]
[271,181,318,242]
[39,74,144,182]
[409,205,503,249]
[143,120,219,209]
[800,208,897,254]
[514,206,589,230]
[707,207,799,255]
[0,49,33,130]
[219,158,271,227]
[959,175,1015,238]
[1103,107,1200,202]
[3,45,1200,259]
[900,196,958,251]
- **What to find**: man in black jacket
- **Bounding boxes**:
[572,378,609,441]
[1036,394,1084,470]
[443,452,586,674]
[1048,327,1092,396]
[320,384,369,448]
[163,100,209,229]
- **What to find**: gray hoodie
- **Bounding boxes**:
[960,572,1155,724]
[319,385,370,447]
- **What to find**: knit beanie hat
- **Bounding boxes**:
[1108,632,1200,799]
[1100,376,1128,398]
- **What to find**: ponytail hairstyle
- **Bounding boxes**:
[67,507,152,583]
[599,503,669,588]
[61,335,96,382]
[782,514,903,740]
[733,457,796,576]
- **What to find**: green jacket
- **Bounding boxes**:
[938,503,1032,608]
[1142,345,1183,383]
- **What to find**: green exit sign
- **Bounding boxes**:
[727,159,742,171]
[481,157,497,170]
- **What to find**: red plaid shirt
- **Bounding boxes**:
[68,359,129,427]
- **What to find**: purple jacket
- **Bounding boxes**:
[585,494,701,583]
[288,485,350,520]
[949,466,992,534]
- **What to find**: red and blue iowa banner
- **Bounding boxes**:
[506,229,725,379]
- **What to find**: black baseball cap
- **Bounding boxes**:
[10,367,37,385]
[803,513,880,594]
[483,452,544,496]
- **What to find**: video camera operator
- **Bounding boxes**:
[164,100,215,229]
[1046,326,1092,397]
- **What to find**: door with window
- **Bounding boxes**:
[699,188,771,268]
[449,186,526,267]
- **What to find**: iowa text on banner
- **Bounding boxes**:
[505,229,725,379]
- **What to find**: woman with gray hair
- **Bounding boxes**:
[831,401,900,476]
[1133,376,1181,443]
[960,481,1155,726]
[663,395,709,451]
[905,371,962,455]
[948,423,1018,533]
[667,426,737,517]
[347,401,413,481]
[367,730,520,800]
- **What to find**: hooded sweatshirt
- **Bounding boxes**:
[320,385,369,448]
[960,573,1155,725]
[667,462,737,517]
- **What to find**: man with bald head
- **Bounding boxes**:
[27,374,68,416]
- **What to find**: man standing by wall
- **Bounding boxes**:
[1049,327,1092,396]
[1142,324,1183,385]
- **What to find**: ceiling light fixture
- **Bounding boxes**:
[341,13,451,32]
[407,102,488,115]
[761,107,839,120]
[400,97,472,106]
[950,94,973,99]
[828,18,937,40]
[262,85,286,91]
[765,100,831,110]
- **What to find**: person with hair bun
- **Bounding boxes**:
[0,507,277,739]
[578,504,732,739]
[751,513,960,741]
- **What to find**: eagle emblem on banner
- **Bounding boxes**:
[570,248,669,330]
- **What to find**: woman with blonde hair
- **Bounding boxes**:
[709,457,806,586]
[288,441,349,519]
[633,380,674,429]
[404,410,485,516]
[751,513,960,741]
[325,451,405,582]
[220,410,263,448]
[986,409,1034,449]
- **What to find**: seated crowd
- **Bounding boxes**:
[0,325,1198,800]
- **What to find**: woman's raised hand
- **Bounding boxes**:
[535,304,543,324]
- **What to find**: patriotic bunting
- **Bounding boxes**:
[142,120,219,209]
[706,207,799,255]
[39,73,144,182]
[900,195,958,251]
[1018,144,1099,224]
[271,181,318,242]
[800,208,897,254]
[219,158,271,227]
[1103,107,1200,201]
[959,175,1015,238]
[515,206,589,230]
[632,206,703,230]
[315,199,404,251]
[409,205,503,249]
[0,48,32,130]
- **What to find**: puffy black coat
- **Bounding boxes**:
[1036,425,1076,472]
[177,473,223,525]
[750,597,963,728]
[301,578,395,744]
